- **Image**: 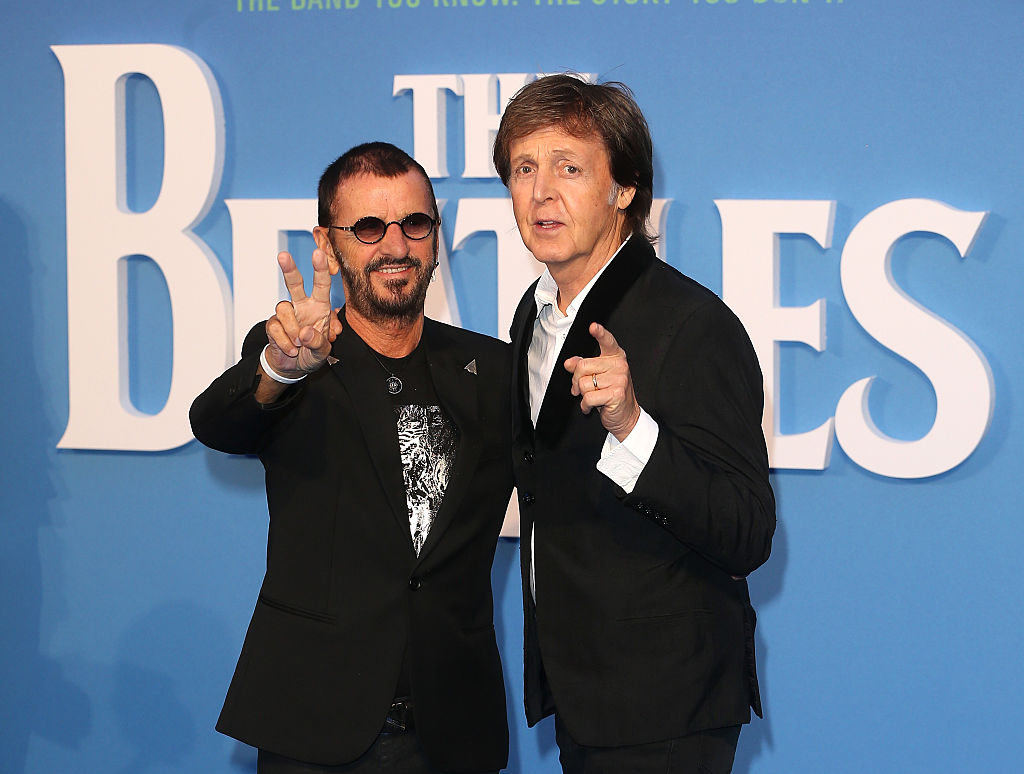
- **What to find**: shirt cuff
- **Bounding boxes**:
[596,409,659,493]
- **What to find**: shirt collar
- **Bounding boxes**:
[533,238,631,318]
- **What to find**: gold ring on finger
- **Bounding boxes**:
[592,374,599,389]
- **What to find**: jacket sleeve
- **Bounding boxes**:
[189,321,304,455]
[622,298,776,577]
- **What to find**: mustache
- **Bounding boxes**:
[366,255,421,273]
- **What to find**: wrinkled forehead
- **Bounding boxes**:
[509,125,613,173]
[332,170,435,220]
[507,111,604,155]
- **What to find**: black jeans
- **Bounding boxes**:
[555,715,741,774]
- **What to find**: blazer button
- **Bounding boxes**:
[408,576,422,591]
[523,451,534,464]
[522,492,535,506]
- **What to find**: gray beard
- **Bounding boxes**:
[334,245,434,326]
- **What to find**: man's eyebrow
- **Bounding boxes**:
[511,148,580,165]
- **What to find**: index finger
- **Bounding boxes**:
[310,248,333,304]
[590,322,622,356]
[277,251,308,303]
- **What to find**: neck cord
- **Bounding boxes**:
[369,350,405,395]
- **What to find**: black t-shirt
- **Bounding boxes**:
[377,345,459,557]
[370,344,459,701]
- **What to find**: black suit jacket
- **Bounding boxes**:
[510,236,776,747]
[190,312,512,771]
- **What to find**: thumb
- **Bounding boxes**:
[298,324,327,354]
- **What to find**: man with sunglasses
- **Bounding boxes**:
[191,142,512,774]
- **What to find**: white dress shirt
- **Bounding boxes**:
[527,241,659,598]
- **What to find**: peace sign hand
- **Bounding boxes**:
[264,248,341,378]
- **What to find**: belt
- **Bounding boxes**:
[382,697,414,734]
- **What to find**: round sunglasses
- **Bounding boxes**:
[328,212,439,245]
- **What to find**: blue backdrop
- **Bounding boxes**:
[3,1,1023,772]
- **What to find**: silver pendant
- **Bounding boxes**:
[386,376,403,395]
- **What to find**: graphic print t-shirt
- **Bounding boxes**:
[379,345,459,556]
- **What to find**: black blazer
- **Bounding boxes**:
[509,236,776,747]
[190,312,512,771]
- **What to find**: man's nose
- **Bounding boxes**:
[378,220,410,252]
[532,168,555,203]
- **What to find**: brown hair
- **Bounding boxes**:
[317,142,438,227]
[493,74,655,243]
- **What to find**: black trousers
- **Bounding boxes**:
[257,732,474,774]
[555,715,741,774]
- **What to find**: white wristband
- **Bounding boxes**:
[260,345,307,385]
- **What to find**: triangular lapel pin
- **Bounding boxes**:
[327,355,339,366]
[464,359,477,375]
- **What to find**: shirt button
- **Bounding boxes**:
[524,451,534,464]
[408,577,422,591]
[522,492,536,505]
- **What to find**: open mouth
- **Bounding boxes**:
[368,257,419,277]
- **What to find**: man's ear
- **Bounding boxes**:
[616,185,636,212]
[313,226,340,275]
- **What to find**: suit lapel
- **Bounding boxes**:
[509,279,540,443]
[328,312,411,545]
[414,320,482,563]
[534,236,653,447]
